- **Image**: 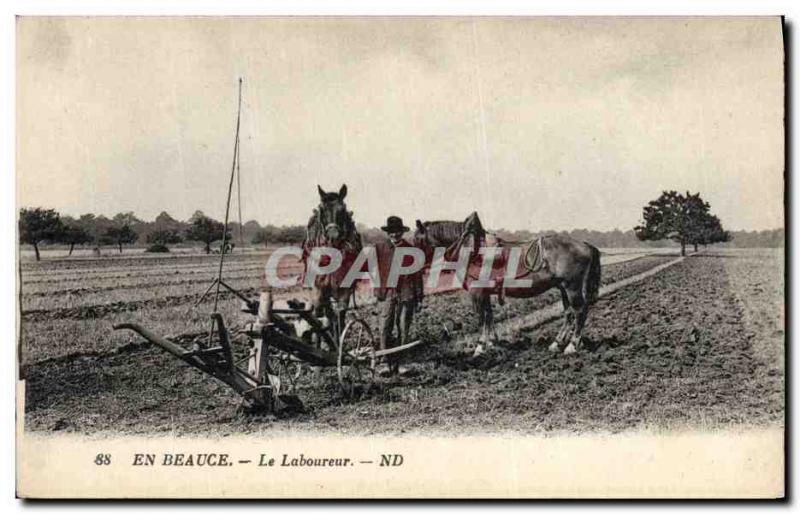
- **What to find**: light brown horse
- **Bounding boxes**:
[414,213,601,354]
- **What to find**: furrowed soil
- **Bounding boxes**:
[19,253,669,363]
[22,251,784,435]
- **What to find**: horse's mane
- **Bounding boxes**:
[305,211,323,244]
[421,221,464,246]
[465,212,486,239]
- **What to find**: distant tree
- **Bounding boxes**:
[133,211,187,246]
[75,213,115,249]
[276,225,307,244]
[75,213,97,239]
[59,223,93,256]
[226,222,247,247]
[355,223,384,245]
[252,229,267,245]
[251,225,282,246]
[242,220,264,243]
[147,229,182,245]
[682,193,713,252]
[153,211,183,230]
[145,229,179,252]
[634,190,719,256]
[18,208,64,261]
[189,210,209,224]
[103,224,139,253]
[112,211,142,227]
[146,229,183,252]
[721,229,776,248]
[186,214,225,254]
[113,212,148,243]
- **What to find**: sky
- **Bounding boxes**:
[16,16,784,231]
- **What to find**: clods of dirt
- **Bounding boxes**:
[22,255,784,435]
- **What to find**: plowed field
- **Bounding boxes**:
[20,248,784,435]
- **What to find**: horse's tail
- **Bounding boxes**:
[585,244,601,305]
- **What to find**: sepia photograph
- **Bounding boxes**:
[14,15,785,498]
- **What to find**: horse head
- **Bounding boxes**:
[440,212,484,262]
[463,211,486,239]
[413,219,435,264]
[313,184,353,245]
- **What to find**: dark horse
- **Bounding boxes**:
[414,213,601,354]
[301,184,363,336]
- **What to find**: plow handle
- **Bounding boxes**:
[113,323,189,361]
[113,322,273,412]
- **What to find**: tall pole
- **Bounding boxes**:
[236,141,244,247]
[212,78,243,314]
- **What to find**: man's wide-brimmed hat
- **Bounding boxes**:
[381,215,409,234]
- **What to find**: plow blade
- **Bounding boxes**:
[113,322,274,413]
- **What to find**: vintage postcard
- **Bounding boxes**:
[15,16,785,498]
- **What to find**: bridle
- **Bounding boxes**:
[309,204,344,244]
[306,201,361,255]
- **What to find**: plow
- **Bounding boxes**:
[114,291,424,413]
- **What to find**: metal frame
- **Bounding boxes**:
[114,290,424,413]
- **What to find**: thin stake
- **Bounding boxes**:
[237,143,243,247]
[212,77,243,314]
[470,20,492,224]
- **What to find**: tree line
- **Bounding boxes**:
[17,208,271,260]
[18,193,781,261]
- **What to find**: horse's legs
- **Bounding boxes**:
[311,286,328,349]
[390,301,415,374]
[334,289,351,339]
[309,286,330,383]
[550,286,571,352]
[563,286,587,355]
[568,305,589,354]
[470,290,488,343]
[483,295,499,343]
[378,297,399,374]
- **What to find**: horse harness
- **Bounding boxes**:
[457,235,550,302]
[522,237,547,274]
[301,208,363,290]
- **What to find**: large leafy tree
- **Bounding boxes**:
[635,191,727,256]
[186,213,225,254]
[19,208,64,261]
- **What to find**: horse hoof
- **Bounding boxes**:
[563,343,577,355]
[548,341,560,353]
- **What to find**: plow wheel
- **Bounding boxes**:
[337,317,376,396]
